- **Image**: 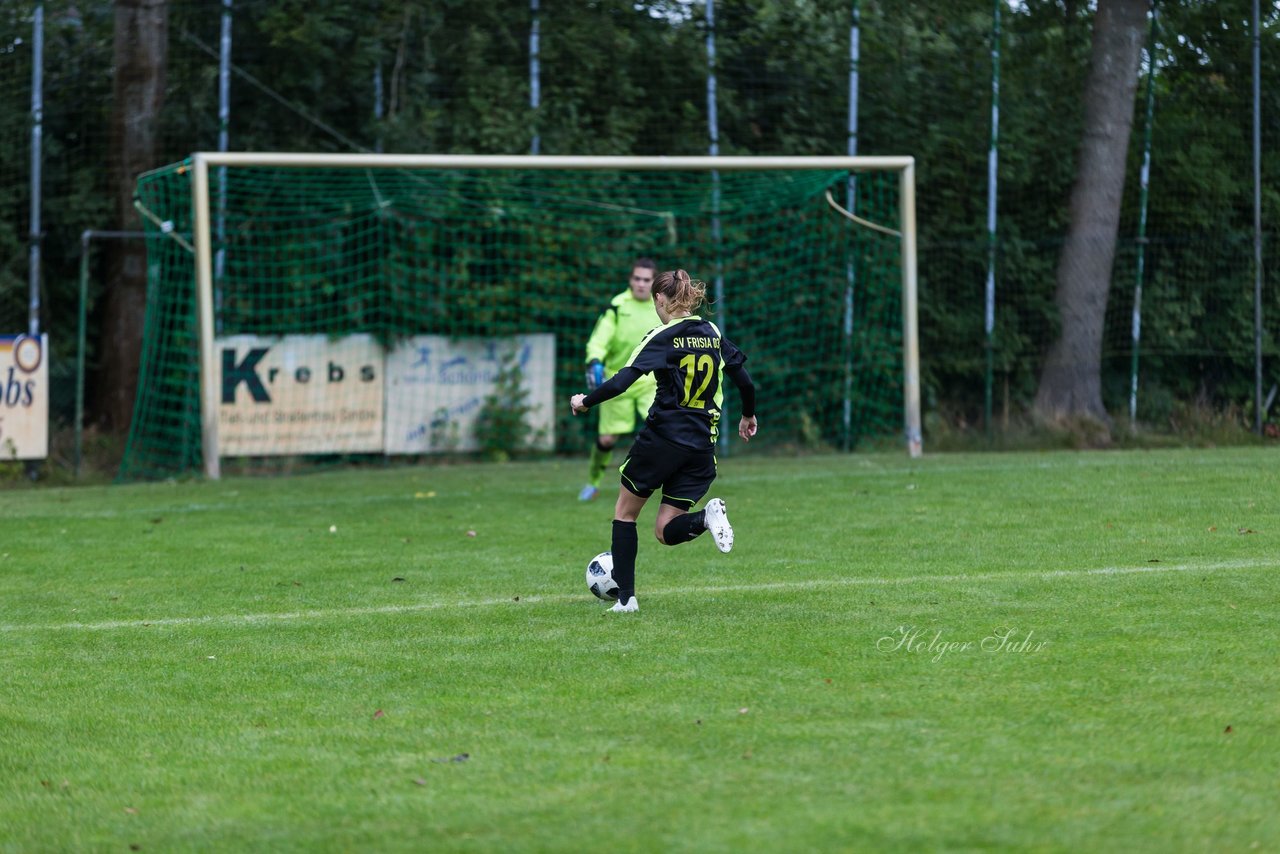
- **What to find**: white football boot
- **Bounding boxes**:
[704,498,734,553]
[608,597,639,613]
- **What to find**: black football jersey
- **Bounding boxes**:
[623,316,747,450]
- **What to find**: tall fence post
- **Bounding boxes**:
[1129,6,1157,430]
[373,62,384,153]
[214,0,232,334]
[76,231,89,477]
[28,1,43,337]
[842,0,861,451]
[983,0,1000,434]
[1253,0,1264,433]
[707,0,726,451]
[530,0,541,155]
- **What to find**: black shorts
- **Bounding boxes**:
[618,428,717,509]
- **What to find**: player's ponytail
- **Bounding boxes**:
[654,269,708,315]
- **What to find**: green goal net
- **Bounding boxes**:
[123,155,913,481]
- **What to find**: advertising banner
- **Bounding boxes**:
[0,333,48,460]
[385,334,556,454]
[218,334,384,456]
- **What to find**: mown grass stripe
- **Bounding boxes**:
[3,557,1268,633]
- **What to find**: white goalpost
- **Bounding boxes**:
[188,153,921,480]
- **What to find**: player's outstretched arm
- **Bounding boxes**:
[739,415,758,442]
[578,366,644,412]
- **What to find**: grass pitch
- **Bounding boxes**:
[1,447,1278,851]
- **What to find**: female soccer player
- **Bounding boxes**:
[570,269,758,613]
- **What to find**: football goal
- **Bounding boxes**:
[125,153,919,481]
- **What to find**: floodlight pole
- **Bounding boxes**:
[189,153,922,477]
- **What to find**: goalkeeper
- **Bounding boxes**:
[578,259,659,501]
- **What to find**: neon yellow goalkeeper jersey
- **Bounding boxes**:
[584,290,659,377]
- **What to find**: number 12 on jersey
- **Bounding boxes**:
[678,353,715,409]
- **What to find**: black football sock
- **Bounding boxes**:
[611,519,638,604]
[662,510,707,545]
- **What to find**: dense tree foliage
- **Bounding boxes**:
[1,0,1278,437]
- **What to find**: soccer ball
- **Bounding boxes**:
[585,551,619,601]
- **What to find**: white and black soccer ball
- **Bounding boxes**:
[585,551,619,601]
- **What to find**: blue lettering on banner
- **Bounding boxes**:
[404,397,481,443]
[0,367,35,408]
[435,354,502,385]
[400,342,536,387]
[429,396,481,425]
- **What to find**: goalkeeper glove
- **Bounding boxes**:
[585,360,605,391]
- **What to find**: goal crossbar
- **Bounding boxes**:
[188,152,921,479]
[193,152,915,171]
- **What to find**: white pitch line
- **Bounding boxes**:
[1,558,1273,633]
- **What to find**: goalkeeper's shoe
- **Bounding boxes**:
[578,484,599,502]
[704,498,734,553]
[608,597,638,613]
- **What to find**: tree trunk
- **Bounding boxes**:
[100,0,167,432]
[1033,0,1148,431]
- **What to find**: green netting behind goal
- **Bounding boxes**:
[122,162,903,480]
